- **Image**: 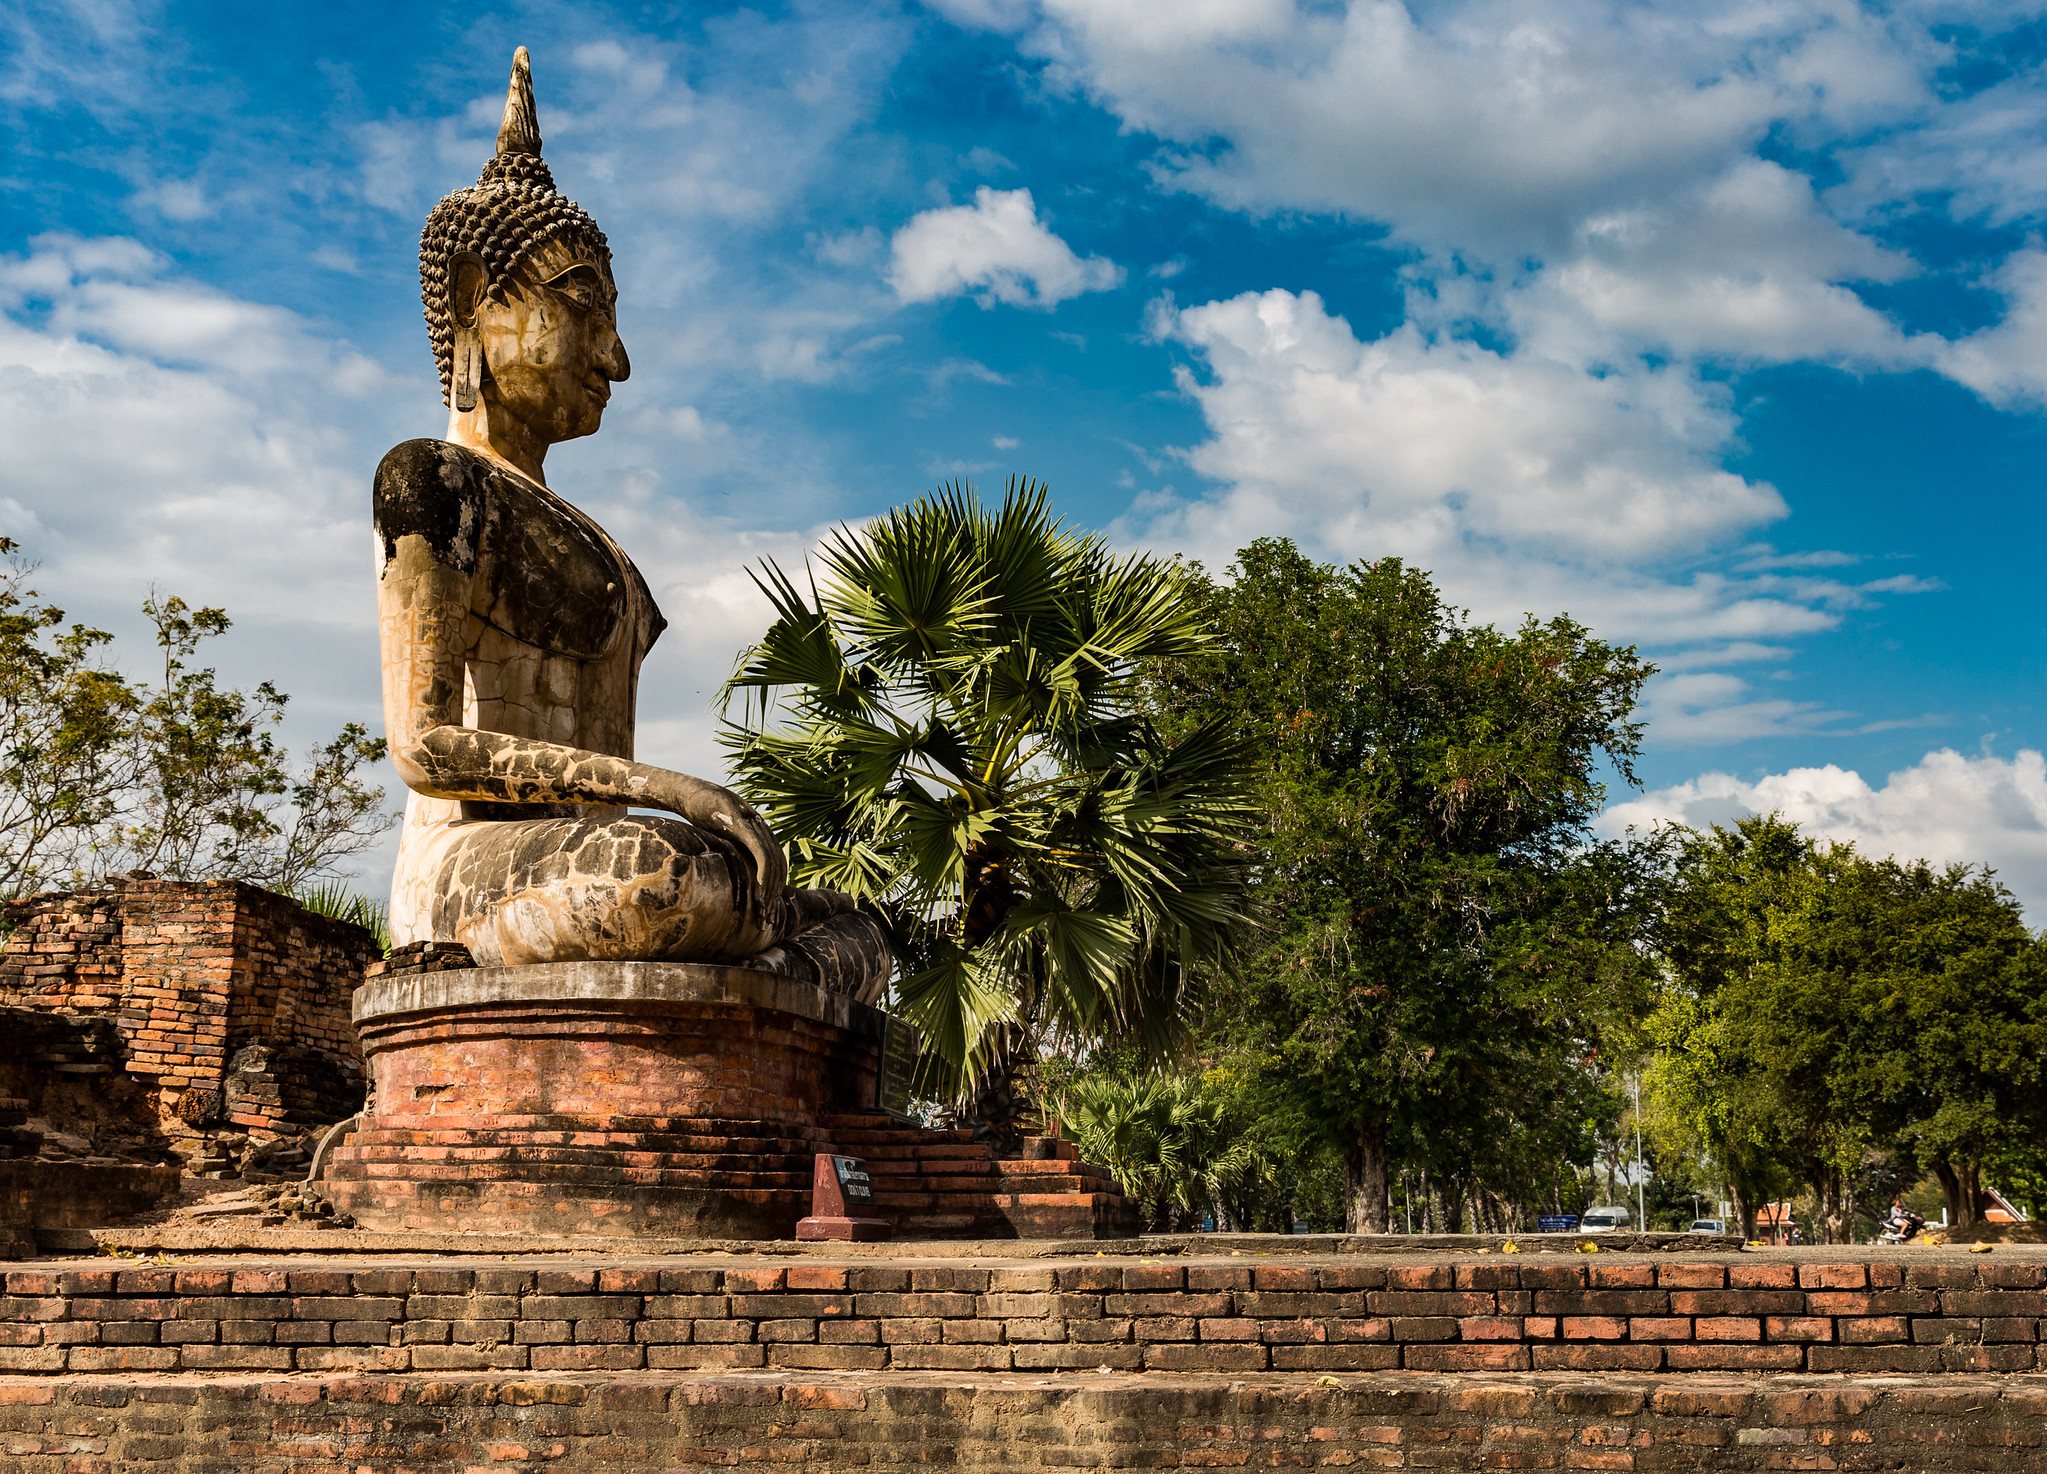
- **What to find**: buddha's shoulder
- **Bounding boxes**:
[373,440,498,568]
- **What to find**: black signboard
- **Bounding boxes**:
[877,1013,919,1122]
[832,1155,874,1205]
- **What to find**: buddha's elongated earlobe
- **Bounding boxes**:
[449,252,488,412]
[454,333,482,413]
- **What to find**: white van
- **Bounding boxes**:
[1579,1206,1632,1232]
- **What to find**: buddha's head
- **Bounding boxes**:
[419,48,628,447]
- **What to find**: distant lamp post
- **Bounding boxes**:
[1633,1074,1646,1229]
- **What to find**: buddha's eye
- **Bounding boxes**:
[545,269,603,311]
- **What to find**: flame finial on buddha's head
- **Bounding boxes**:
[417,47,609,408]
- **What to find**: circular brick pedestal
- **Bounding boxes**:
[322,963,887,1239]
[320,963,1141,1241]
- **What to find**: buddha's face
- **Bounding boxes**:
[475,236,629,445]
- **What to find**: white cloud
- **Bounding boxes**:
[969,0,2002,749]
[1151,288,1781,562]
[0,236,392,630]
[1020,0,1793,254]
[1834,65,2047,227]
[1005,0,1970,382]
[888,187,1123,309]
[1600,748,2047,917]
[1509,160,1928,370]
[1120,288,1883,646]
[1936,249,2047,408]
[1635,672,1857,747]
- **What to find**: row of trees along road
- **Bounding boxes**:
[1652,817,2047,1240]
[0,539,393,901]
[728,486,2047,1240]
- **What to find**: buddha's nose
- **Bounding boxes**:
[602,326,630,383]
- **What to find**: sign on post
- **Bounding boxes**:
[877,1013,919,1122]
[796,1151,891,1241]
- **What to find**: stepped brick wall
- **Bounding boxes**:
[5,1250,2047,1472]
[4,1370,2046,1472]
[0,879,375,1156]
[3,1254,2045,1377]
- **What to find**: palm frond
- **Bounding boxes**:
[722,561,877,722]
[724,480,1262,1087]
[894,940,1020,1080]
[290,880,390,953]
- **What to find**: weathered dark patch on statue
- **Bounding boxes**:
[374,439,486,571]
[480,465,627,660]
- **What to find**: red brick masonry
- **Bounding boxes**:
[0,879,372,1144]
[324,966,1138,1240]
[3,1371,2044,1472]
[3,1256,2043,1377]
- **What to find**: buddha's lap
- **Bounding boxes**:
[420,810,774,964]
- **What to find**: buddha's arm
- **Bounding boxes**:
[377,535,787,914]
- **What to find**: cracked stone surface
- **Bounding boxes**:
[376,56,888,1005]
[374,441,886,1001]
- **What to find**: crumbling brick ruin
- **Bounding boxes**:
[0,877,375,1177]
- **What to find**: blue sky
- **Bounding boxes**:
[6,0,2047,906]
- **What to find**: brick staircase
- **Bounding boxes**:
[323,1110,1137,1240]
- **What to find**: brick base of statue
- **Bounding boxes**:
[319,961,1136,1240]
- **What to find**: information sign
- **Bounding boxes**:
[831,1155,874,1207]
[877,1014,919,1121]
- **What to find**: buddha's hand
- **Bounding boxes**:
[648,770,788,926]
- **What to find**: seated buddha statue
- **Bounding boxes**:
[376,48,888,1001]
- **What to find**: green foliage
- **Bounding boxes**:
[0,539,141,894]
[0,540,394,897]
[1049,1067,1246,1230]
[1650,815,2047,1240]
[1152,539,1662,1231]
[1042,1052,1334,1231]
[290,881,392,954]
[722,482,1260,1094]
[121,592,291,881]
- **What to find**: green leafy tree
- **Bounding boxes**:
[114,594,393,892]
[1647,816,1812,1240]
[722,484,1259,1127]
[1150,539,1659,1232]
[120,593,291,881]
[0,540,141,893]
[1652,816,2047,1239]
[0,543,394,897]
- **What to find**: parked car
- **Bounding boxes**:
[1688,1218,1728,1235]
[1579,1206,1632,1232]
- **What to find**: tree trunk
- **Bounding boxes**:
[1812,1163,1853,1245]
[1933,1158,1977,1230]
[1730,1179,1758,1243]
[1344,1117,1389,1233]
[960,1025,1037,1158]
[1437,1176,1466,1235]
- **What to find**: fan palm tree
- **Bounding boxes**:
[721,481,1257,1127]
[1056,1070,1267,1230]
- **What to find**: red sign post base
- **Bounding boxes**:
[794,1213,893,1241]
[794,1152,893,1242]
